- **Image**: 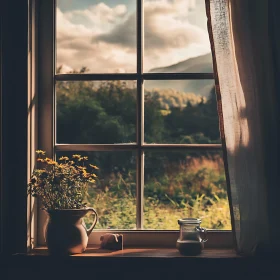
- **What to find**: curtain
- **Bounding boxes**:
[206,0,280,256]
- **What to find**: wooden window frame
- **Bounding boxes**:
[36,0,232,248]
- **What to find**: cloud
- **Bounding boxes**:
[56,4,136,73]
[95,0,208,51]
[56,0,210,73]
[93,14,136,48]
[63,3,128,31]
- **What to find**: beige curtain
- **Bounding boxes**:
[206,0,280,256]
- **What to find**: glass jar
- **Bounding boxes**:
[176,218,208,255]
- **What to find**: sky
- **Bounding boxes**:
[56,0,211,73]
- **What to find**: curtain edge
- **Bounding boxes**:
[205,0,238,253]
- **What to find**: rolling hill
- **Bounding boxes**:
[147,53,214,98]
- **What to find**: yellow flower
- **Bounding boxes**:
[83,172,91,178]
[78,156,88,161]
[72,154,81,159]
[89,164,99,170]
[88,179,95,183]
[77,166,86,170]
[37,158,45,163]
[36,150,46,155]
[91,173,97,178]
[47,159,57,165]
[59,156,69,161]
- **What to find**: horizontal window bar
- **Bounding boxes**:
[142,144,221,150]
[55,73,214,81]
[55,144,138,151]
[55,73,138,81]
[142,73,214,80]
[55,144,222,152]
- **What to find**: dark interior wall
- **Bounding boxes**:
[1,0,29,255]
[266,0,280,250]
[0,0,2,256]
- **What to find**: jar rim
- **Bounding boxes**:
[178,218,201,225]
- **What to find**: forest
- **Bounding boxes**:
[56,68,231,230]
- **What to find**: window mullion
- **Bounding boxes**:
[37,0,56,246]
[136,0,144,230]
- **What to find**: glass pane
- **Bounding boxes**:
[56,80,137,144]
[56,151,137,229]
[56,0,136,73]
[144,0,212,73]
[144,150,230,230]
[144,80,220,144]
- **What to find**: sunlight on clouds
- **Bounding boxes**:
[63,3,128,32]
[56,1,136,73]
[56,8,93,38]
[56,0,210,73]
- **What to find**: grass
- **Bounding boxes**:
[84,154,231,230]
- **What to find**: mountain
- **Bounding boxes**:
[147,53,214,98]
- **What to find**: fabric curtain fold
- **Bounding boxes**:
[206,0,280,256]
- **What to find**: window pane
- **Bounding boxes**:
[56,151,137,229]
[144,80,220,144]
[56,0,136,73]
[56,80,136,144]
[144,0,212,73]
[144,150,230,230]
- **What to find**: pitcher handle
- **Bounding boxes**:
[85,207,98,236]
[196,226,208,243]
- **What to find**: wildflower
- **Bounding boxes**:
[28,150,101,210]
[72,154,81,159]
[77,166,86,170]
[89,164,99,170]
[47,160,57,165]
[78,156,88,161]
[36,150,46,155]
[83,172,91,178]
[59,156,69,161]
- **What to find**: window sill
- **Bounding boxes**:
[28,246,239,258]
[2,247,280,280]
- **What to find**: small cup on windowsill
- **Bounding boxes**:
[176,218,208,256]
[100,233,123,250]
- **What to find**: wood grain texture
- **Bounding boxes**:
[30,246,239,258]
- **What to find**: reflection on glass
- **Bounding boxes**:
[144,80,220,144]
[144,0,212,73]
[56,151,137,229]
[144,150,230,230]
[56,0,136,73]
[56,80,136,144]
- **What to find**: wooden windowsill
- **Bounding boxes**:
[3,247,280,280]
[28,246,239,258]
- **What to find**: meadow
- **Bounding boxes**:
[57,77,231,230]
[85,154,231,230]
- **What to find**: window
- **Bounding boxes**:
[37,0,232,247]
